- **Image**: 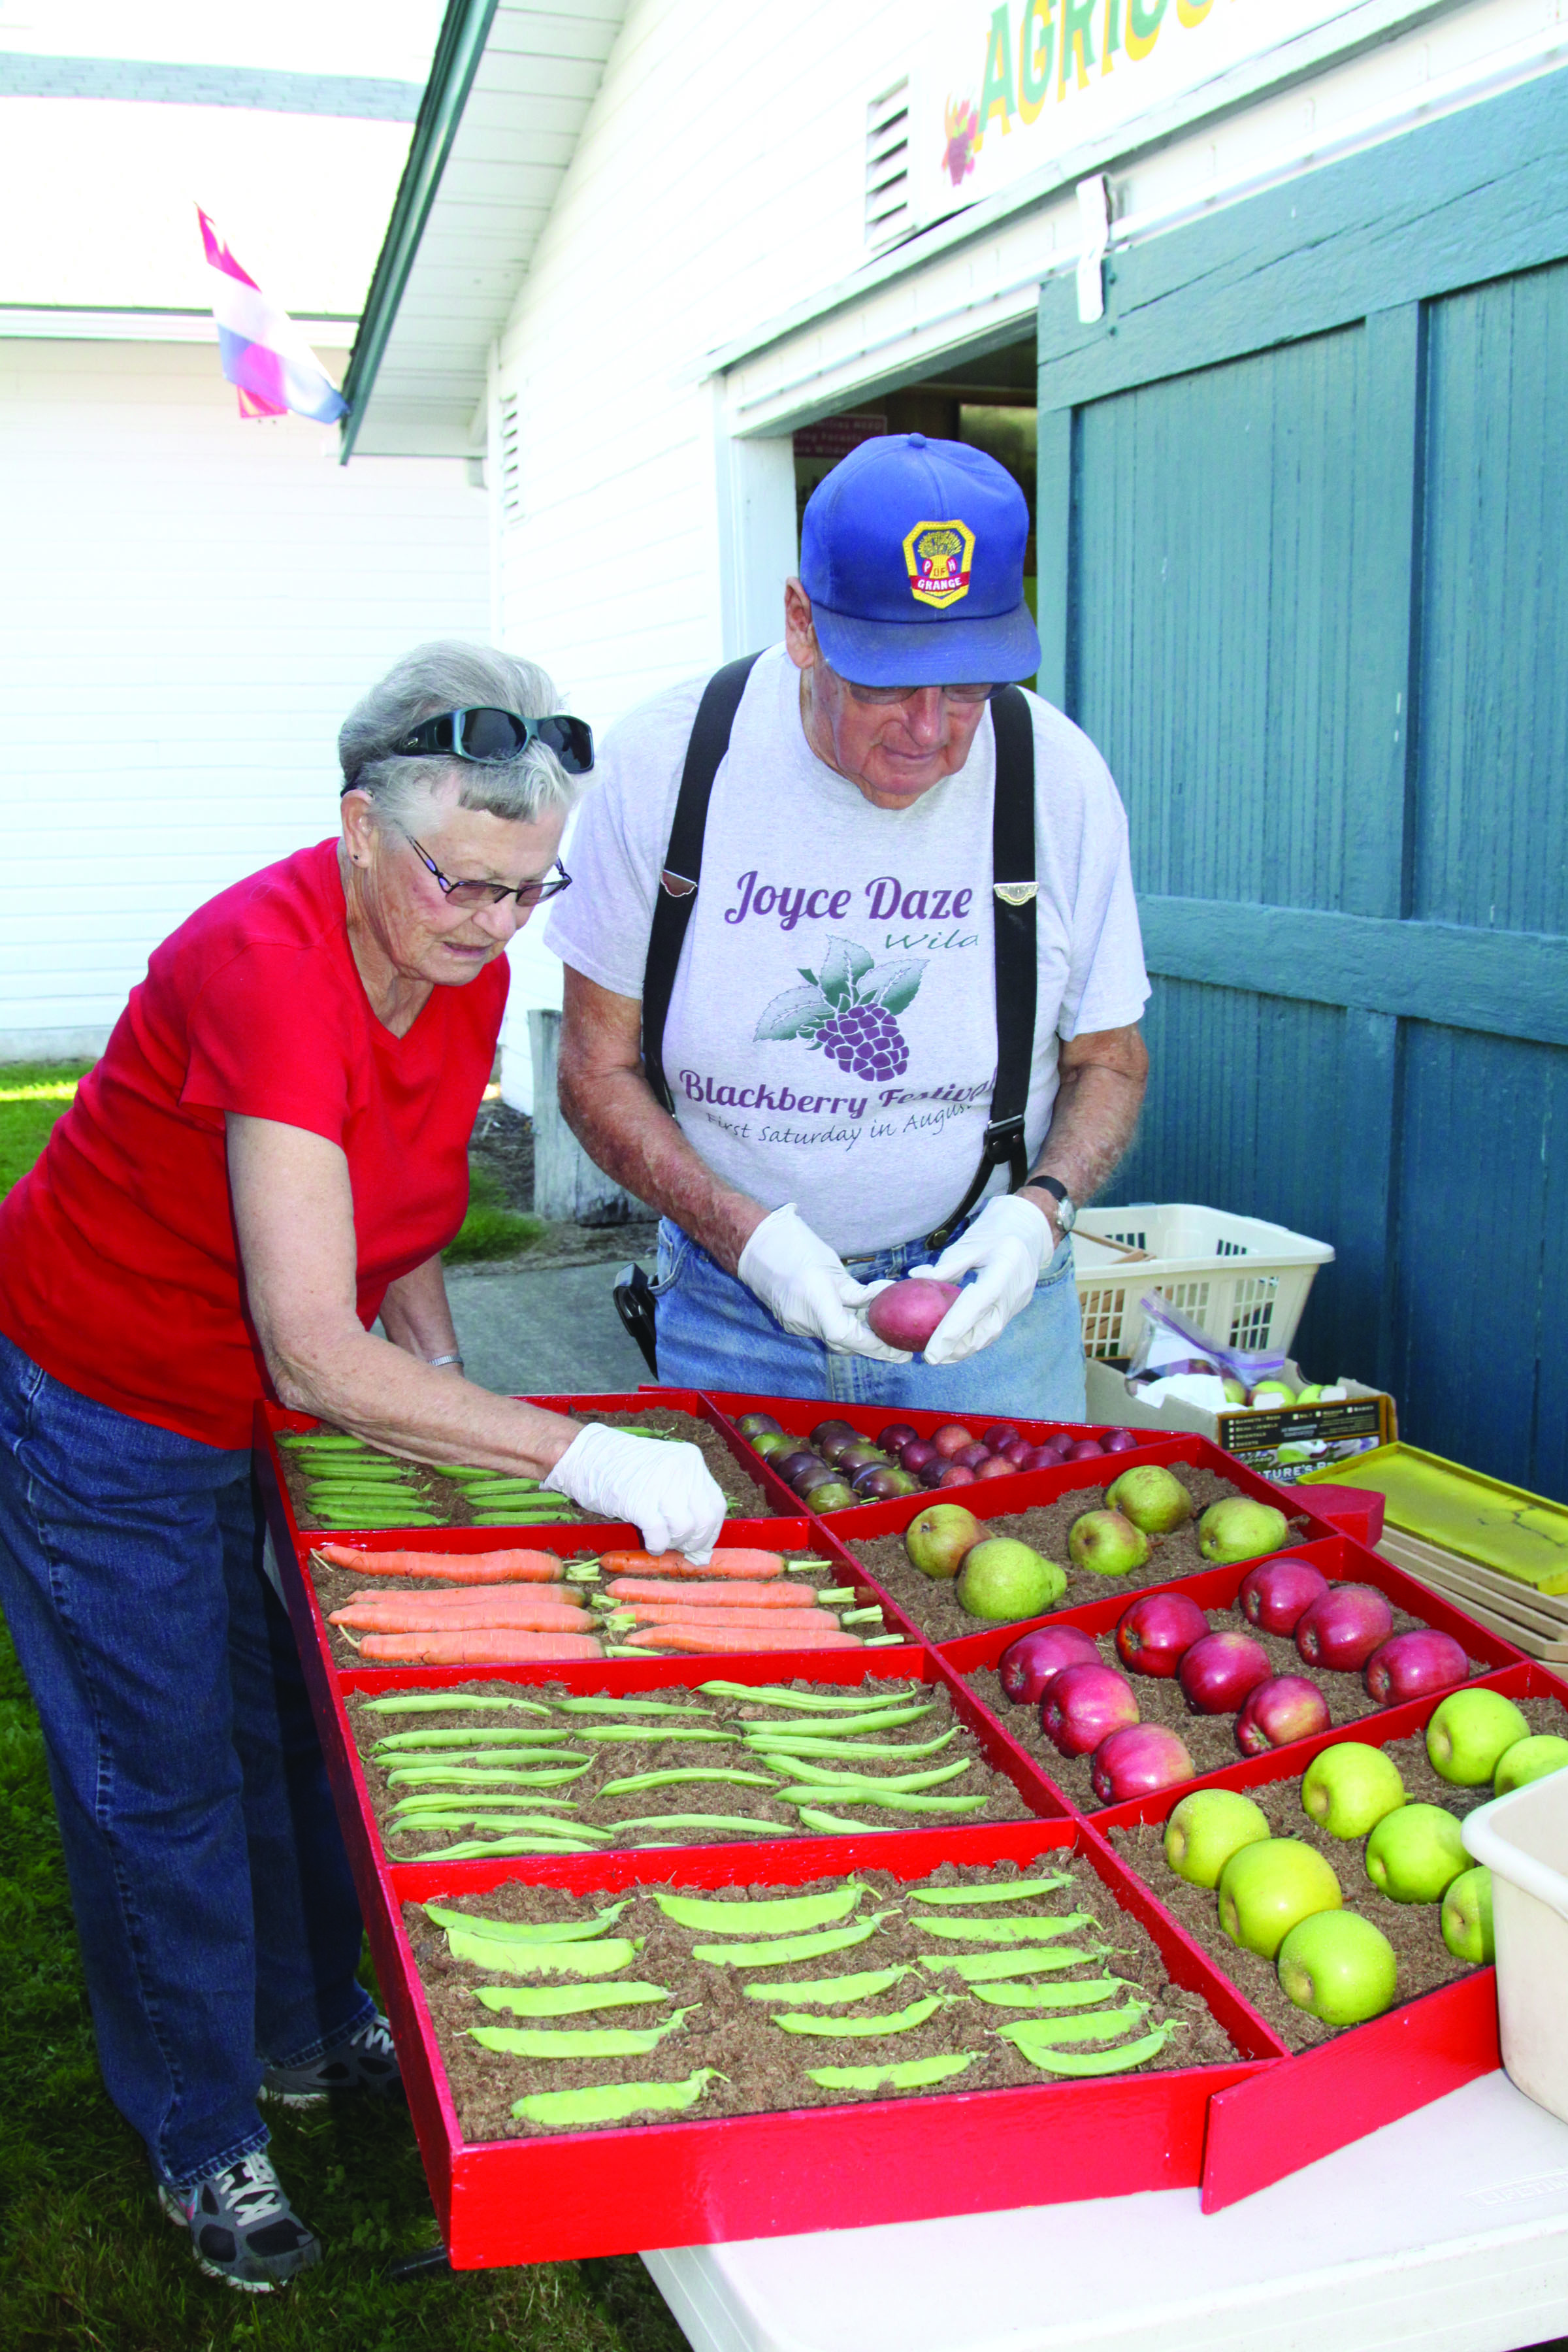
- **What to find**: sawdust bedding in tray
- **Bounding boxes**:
[1109,1694,1568,2053]
[406,1855,1245,2144]
[587,1409,774,1516]
[969,1599,1494,1812]
[847,1466,1300,1645]
[343,1676,1039,1860]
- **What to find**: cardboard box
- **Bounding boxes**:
[1085,1355,1396,1484]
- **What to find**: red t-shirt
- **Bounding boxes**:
[0,840,508,1448]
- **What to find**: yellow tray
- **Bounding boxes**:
[1300,1442,1568,1592]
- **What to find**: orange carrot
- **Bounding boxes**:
[604,1578,822,1609]
[330,1599,591,1633]
[625,1622,860,1653]
[340,1585,585,1612]
[598,1549,787,1580]
[354,1628,602,1663]
[608,1603,843,1632]
[312,1544,563,1582]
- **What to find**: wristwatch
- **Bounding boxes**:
[1031,1175,1077,1235]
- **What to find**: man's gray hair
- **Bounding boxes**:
[338,640,580,828]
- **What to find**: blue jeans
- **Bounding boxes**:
[653,1220,1088,1418]
[0,1332,370,2189]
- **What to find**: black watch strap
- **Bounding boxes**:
[1032,1175,1067,1205]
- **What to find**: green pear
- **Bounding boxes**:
[1199,1498,1290,1565]
[955,1539,1067,1622]
[1164,1789,1271,1888]
[1218,1837,1343,1960]
[1277,1910,1397,2025]
[1301,1742,1406,1839]
[1104,1463,1194,1534]
[1364,1803,1468,1903]
[1494,1734,1568,1796]
[904,1503,982,1581]
[1067,1509,1150,1575]
[1426,1689,1531,1786]
[1441,1865,1495,1963]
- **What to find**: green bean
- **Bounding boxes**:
[770,1995,951,2037]
[619,1814,789,1836]
[372,1732,570,1755]
[909,1877,1071,1906]
[740,1965,910,2006]
[690,1913,894,1968]
[417,1837,601,1860]
[773,1758,972,1793]
[704,1682,921,1712]
[553,1697,713,1717]
[443,1927,644,1974]
[474,1980,671,2017]
[365,1695,554,1716]
[391,1814,610,1840]
[649,1884,866,1933]
[747,1730,960,1762]
[776,1786,989,1814]
[915,1914,1096,1943]
[805,2055,978,2092]
[971,1976,1137,2010]
[392,1788,578,1810]
[427,1903,626,1942]
[512,2070,724,2128]
[392,1799,582,1823]
[392,1775,589,1800]
[1002,2022,1183,2077]
[792,1807,875,1835]
[744,1705,936,1739]
[468,2006,698,2059]
[575,1727,734,1745]
[386,1763,587,1787]
[996,2002,1151,2052]
[918,1944,1106,1981]
[599,1769,781,1795]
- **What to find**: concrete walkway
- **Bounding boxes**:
[446,1262,650,1398]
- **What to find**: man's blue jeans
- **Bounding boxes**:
[653,1220,1089,1418]
[0,1331,370,2189]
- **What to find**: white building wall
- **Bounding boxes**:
[0,337,490,1056]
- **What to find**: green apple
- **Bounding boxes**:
[1294,1384,1326,1404]
[1067,1509,1150,1575]
[1104,1463,1194,1534]
[1277,1910,1397,2025]
[1494,1734,1568,1796]
[1301,1742,1406,1839]
[1222,1377,1249,1405]
[1198,1498,1290,1565]
[1249,1380,1297,1408]
[1218,1837,1343,1959]
[1425,1689,1531,1786]
[1441,1865,1495,1963]
[904,1503,981,1581]
[1164,1789,1271,1888]
[955,1539,1066,1622]
[1364,1803,1468,1902]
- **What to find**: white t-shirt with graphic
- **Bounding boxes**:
[547,645,1149,1257]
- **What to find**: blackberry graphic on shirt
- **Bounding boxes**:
[752,936,926,1082]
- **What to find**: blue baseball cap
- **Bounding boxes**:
[799,432,1040,686]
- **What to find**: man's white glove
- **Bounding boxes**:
[913,1194,1055,1367]
[738,1203,911,1362]
[543,1424,724,1563]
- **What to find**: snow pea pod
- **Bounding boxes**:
[770,1995,949,2037]
[386,1763,587,1786]
[702,1682,921,1711]
[444,1927,644,1974]
[909,1877,1071,1905]
[777,1786,989,1814]
[468,2006,698,2059]
[649,1884,866,1933]
[918,1944,1105,1981]
[554,1697,714,1717]
[512,2069,724,2128]
[690,1912,894,1968]
[916,1914,1100,1943]
[427,1903,626,1942]
[971,1976,1137,2010]
[598,1769,782,1795]
[772,1758,971,1793]
[619,1814,788,1836]
[365,1695,554,1717]
[996,2002,1150,2051]
[740,1965,909,2006]
[1002,2022,1183,2077]
[805,2054,978,2092]
[474,1980,671,2017]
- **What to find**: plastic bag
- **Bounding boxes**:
[1127,1295,1288,1392]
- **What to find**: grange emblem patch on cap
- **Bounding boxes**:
[902,518,975,611]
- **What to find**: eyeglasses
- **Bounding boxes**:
[397,707,595,774]
[405,834,574,911]
[840,679,1000,707]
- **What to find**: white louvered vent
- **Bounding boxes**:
[865,78,911,248]
[497,393,523,523]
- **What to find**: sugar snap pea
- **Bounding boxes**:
[777,1786,988,1814]
[619,1814,788,1836]
[971,1976,1137,2010]
[806,2054,978,2092]
[307,1509,441,1526]
[474,1980,671,2017]
[553,1697,713,1717]
[468,2006,698,2059]
[443,1926,643,1974]
[365,1695,554,1716]
[598,1769,782,1795]
[690,1912,893,1968]
[427,1903,626,1942]
[915,1912,1098,1943]
[918,1944,1106,1981]
[703,1682,920,1711]
[740,1965,909,2006]
[770,1995,950,2037]
[512,2069,723,2128]
[649,1884,866,1933]
[996,2002,1150,2051]
[909,1877,1071,1905]
[1001,2021,1183,2076]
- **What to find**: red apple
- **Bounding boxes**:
[1090,1723,1194,1804]
[998,1622,1101,1703]
[1041,1663,1140,1757]
[1022,1443,1067,1471]
[931,1423,976,1460]
[1238,1556,1330,1637]
[1177,1630,1273,1714]
[900,1438,937,1476]
[1103,1428,1140,1454]
[937,1463,977,1488]
[1364,1628,1469,1705]
[1115,1590,1210,1678]
[974,1456,1015,1480]
[1296,1585,1394,1672]
[1066,1439,1105,1461]
[953,1442,991,1471]
[981,1423,1022,1453]
[1235,1674,1331,1756]
[877,1422,919,1454]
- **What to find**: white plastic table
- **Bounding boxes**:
[645,2071,1568,2352]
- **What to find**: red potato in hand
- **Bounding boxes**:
[866,1280,962,1352]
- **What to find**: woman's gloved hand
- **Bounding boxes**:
[913,1194,1054,1367]
[543,1425,725,1563]
[737,1203,911,1362]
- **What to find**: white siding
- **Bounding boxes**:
[0,338,489,1054]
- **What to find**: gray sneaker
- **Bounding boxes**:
[260,2010,402,2106]
[158,2149,321,2292]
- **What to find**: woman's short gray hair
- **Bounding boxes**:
[338,640,580,828]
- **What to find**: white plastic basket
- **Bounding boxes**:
[1070,1203,1334,1363]
[1462,1770,1568,2125]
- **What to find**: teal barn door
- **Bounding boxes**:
[1036,68,1568,1501]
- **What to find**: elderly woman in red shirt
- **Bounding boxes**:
[0,641,721,2291]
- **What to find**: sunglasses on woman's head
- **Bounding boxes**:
[397,706,595,774]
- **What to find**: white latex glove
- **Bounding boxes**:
[737,1203,911,1363]
[913,1193,1054,1367]
[543,1424,724,1563]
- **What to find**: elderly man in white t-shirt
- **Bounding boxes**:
[547,431,1149,1414]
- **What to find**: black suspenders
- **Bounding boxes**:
[639,661,1037,1248]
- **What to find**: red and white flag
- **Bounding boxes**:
[197,208,348,423]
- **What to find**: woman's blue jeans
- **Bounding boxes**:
[0,1331,370,2190]
[653,1220,1088,1418]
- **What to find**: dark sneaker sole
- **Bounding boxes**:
[157,2183,320,2292]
